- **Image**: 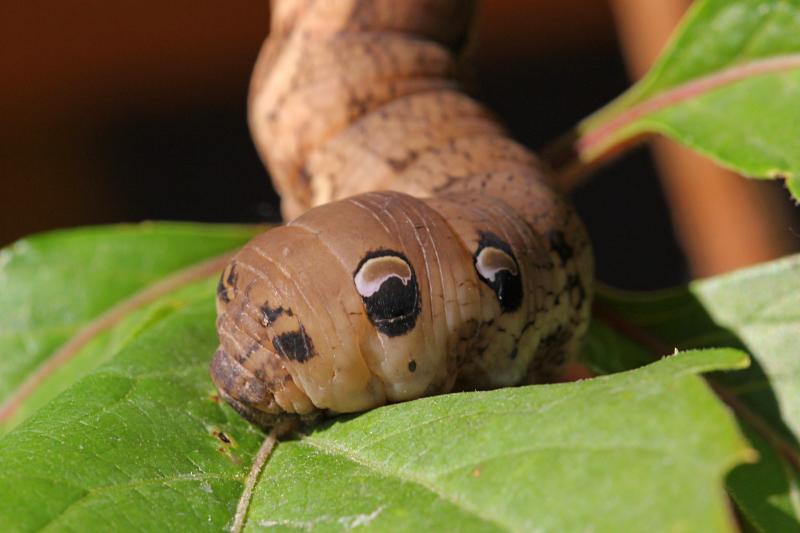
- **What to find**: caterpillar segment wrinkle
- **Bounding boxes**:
[211,0,593,427]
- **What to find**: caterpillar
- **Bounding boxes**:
[211,0,593,428]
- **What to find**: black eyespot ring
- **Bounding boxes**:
[474,232,523,313]
[353,250,421,337]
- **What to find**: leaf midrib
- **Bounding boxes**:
[0,254,230,425]
[577,54,800,157]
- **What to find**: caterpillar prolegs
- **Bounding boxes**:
[211,0,593,427]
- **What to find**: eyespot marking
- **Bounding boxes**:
[474,232,523,313]
[408,360,417,372]
[272,326,316,362]
[354,250,421,337]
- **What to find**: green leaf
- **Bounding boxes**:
[727,422,800,533]
[247,349,751,533]
[566,0,800,201]
[0,277,267,532]
[591,253,800,531]
[0,226,782,531]
[0,270,753,532]
[0,223,259,432]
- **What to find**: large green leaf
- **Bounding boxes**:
[561,0,800,200]
[0,223,259,432]
[0,268,752,531]
[590,254,800,532]
[247,349,750,532]
[5,226,796,532]
[0,225,757,532]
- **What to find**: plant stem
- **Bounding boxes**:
[543,54,800,191]
[231,420,298,533]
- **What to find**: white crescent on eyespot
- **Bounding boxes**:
[475,247,518,283]
[354,256,413,298]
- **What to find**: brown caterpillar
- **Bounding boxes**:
[211,0,593,428]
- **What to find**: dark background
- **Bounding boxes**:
[2,1,796,290]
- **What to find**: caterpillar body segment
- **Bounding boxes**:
[212,0,593,426]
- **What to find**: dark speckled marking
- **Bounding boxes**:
[547,230,573,264]
[272,325,316,362]
[566,274,586,310]
[260,304,293,325]
[216,276,227,302]
[209,348,268,403]
[240,342,261,362]
[217,262,238,304]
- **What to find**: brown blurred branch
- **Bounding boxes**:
[609,0,796,277]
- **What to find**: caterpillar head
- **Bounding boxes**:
[211,191,558,426]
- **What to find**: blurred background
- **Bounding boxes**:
[1,0,797,289]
